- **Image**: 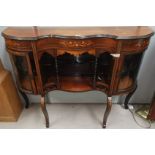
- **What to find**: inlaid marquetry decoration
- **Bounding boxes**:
[57,49,95,57]
[60,40,93,48]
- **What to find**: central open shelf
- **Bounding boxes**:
[59,76,93,91]
[39,50,115,92]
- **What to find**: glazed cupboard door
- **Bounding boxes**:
[9,51,37,94]
[115,52,144,93]
[95,50,115,92]
[38,50,57,92]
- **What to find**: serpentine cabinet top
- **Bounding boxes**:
[2,26,154,40]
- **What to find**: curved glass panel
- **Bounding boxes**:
[96,52,114,88]
[117,52,144,91]
[40,52,57,88]
[13,55,32,91]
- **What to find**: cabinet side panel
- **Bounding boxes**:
[116,52,144,94]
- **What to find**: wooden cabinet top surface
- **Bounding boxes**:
[2,26,154,40]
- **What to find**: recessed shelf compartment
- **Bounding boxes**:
[59,76,93,91]
[39,49,115,92]
[57,50,95,91]
[39,52,57,89]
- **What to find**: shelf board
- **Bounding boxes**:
[59,76,93,92]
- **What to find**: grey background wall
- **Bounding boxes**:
[0,26,155,104]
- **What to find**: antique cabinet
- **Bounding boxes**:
[2,27,154,128]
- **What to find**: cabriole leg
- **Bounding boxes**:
[124,85,137,109]
[103,96,112,128]
[19,90,30,109]
[41,96,49,128]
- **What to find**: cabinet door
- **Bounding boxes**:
[39,50,57,91]
[116,52,144,93]
[10,52,37,93]
[96,51,115,91]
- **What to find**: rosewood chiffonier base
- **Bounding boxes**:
[2,27,154,128]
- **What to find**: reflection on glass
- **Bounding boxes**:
[96,52,114,86]
[118,52,143,90]
[13,55,32,91]
[40,52,57,86]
